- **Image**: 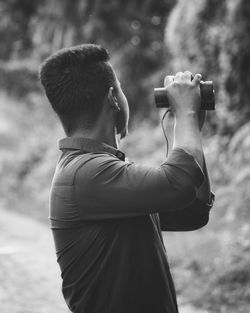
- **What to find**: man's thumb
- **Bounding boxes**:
[192,73,202,86]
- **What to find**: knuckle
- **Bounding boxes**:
[176,71,183,76]
[195,73,202,80]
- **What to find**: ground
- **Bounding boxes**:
[0,208,70,313]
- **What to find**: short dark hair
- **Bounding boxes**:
[39,44,116,135]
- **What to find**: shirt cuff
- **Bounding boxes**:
[206,192,215,210]
[194,192,215,211]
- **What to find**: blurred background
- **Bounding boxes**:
[0,0,250,312]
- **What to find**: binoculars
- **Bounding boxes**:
[154,79,215,110]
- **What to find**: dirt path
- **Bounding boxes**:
[0,208,211,313]
[0,208,70,313]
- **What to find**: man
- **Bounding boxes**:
[39,44,214,313]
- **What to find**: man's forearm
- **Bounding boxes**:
[173,113,204,168]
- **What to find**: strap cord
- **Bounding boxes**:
[161,109,171,158]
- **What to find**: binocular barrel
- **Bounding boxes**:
[154,81,215,111]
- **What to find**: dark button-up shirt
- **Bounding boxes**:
[49,137,211,313]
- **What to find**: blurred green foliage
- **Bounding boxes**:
[0,0,250,312]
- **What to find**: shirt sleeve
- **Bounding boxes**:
[74,148,204,219]
[159,192,215,231]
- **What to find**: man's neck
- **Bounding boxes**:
[68,128,120,149]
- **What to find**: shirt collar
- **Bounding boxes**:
[58,137,126,161]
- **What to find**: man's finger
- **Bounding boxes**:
[192,73,202,86]
[164,75,174,87]
[175,71,183,82]
[183,71,192,81]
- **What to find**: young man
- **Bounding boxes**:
[39,44,214,313]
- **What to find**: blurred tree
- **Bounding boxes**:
[165,0,250,134]
[0,0,39,59]
[0,0,176,118]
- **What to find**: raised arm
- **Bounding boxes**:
[159,74,215,231]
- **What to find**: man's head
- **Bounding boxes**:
[39,44,129,137]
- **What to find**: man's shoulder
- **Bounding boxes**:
[54,151,123,185]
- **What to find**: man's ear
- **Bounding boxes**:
[107,87,120,112]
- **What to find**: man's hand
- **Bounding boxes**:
[164,72,206,130]
[164,71,202,118]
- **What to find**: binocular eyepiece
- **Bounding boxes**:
[154,80,215,111]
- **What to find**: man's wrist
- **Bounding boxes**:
[175,111,200,125]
